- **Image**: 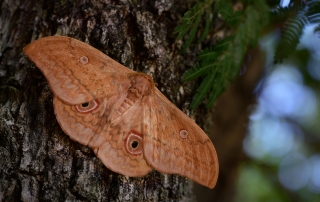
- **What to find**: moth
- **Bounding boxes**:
[23,36,219,188]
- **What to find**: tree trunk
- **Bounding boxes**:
[0,0,264,201]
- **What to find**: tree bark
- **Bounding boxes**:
[0,0,265,201]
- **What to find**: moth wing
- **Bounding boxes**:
[143,89,219,188]
[53,76,152,176]
[53,91,124,148]
[95,97,152,176]
[23,36,133,104]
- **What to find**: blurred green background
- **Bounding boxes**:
[235,2,320,199]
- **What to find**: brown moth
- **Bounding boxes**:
[23,36,219,188]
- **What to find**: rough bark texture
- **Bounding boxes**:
[0,0,265,201]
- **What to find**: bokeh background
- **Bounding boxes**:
[235,1,320,201]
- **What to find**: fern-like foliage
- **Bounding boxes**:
[274,0,320,63]
[176,0,320,109]
[177,0,269,108]
[273,2,307,63]
[174,0,214,52]
[308,0,320,23]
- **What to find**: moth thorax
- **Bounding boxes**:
[125,132,143,155]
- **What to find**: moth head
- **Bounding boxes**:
[129,73,155,96]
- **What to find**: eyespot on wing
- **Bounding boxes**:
[23,36,133,105]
